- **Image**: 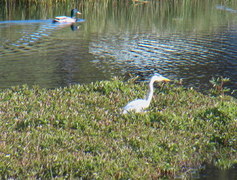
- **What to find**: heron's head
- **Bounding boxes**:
[151,73,170,82]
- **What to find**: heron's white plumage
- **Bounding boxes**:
[122,74,170,114]
[123,99,149,113]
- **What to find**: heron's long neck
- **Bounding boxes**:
[146,80,155,104]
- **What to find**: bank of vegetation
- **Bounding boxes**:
[0,78,236,179]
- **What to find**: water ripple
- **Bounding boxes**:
[0,20,84,54]
[89,30,237,91]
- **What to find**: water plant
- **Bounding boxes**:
[0,77,236,179]
[209,76,230,96]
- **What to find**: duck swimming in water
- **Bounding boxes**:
[53,9,81,23]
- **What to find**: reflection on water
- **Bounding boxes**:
[89,28,237,92]
[216,5,237,13]
[0,19,85,54]
[0,0,237,96]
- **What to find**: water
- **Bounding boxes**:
[0,1,237,95]
[196,164,237,180]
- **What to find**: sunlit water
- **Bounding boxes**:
[90,30,237,90]
[0,1,237,97]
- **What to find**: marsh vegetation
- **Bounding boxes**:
[0,78,236,179]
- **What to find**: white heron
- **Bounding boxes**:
[122,74,170,114]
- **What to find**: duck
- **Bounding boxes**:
[53,9,81,23]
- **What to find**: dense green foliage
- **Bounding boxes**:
[0,78,236,179]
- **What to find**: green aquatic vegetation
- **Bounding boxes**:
[209,76,231,96]
[0,78,236,179]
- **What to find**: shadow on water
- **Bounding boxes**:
[193,164,237,180]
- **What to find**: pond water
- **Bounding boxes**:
[195,164,237,180]
[0,0,237,96]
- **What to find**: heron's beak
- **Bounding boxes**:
[163,78,170,82]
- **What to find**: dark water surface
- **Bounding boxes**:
[196,164,237,180]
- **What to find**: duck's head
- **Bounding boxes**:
[71,9,81,18]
